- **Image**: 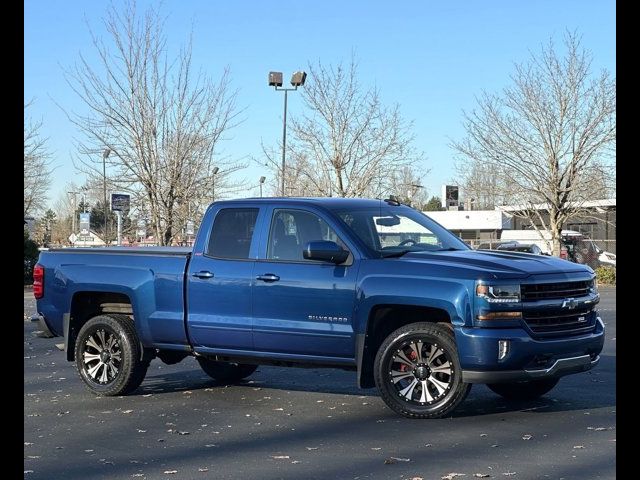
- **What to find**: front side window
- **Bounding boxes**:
[267,209,345,261]
[207,208,258,259]
[335,205,469,257]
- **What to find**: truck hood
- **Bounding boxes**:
[399,249,590,279]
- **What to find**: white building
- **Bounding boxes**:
[424,210,513,243]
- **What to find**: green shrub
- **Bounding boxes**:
[24,230,40,285]
[595,265,616,286]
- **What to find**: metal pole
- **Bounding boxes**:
[260,183,263,198]
[69,192,77,234]
[103,156,108,245]
[281,89,288,196]
[212,176,215,203]
[116,211,122,246]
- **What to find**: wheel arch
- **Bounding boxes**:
[67,291,137,361]
[356,303,455,388]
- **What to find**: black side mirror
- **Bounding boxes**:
[303,241,349,264]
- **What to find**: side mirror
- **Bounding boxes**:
[303,241,349,264]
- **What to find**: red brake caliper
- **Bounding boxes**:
[400,348,418,372]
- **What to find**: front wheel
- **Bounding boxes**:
[75,314,149,396]
[197,358,257,383]
[487,378,559,401]
[374,322,471,419]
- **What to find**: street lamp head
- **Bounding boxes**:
[268,71,283,87]
[103,148,111,159]
[212,167,219,175]
[291,71,307,87]
[259,176,266,184]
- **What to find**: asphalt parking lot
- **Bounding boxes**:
[24,288,616,480]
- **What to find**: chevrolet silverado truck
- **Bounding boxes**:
[32,198,604,418]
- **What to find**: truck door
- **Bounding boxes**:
[187,206,262,351]
[252,207,359,360]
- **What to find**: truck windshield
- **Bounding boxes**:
[333,205,469,257]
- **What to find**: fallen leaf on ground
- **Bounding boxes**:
[442,474,466,480]
[198,467,208,472]
[271,455,290,459]
[573,445,585,449]
[163,471,178,474]
[474,474,491,478]
[390,457,410,462]
[502,473,516,477]
[521,434,532,440]
[384,459,396,465]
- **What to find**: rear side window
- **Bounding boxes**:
[207,208,259,259]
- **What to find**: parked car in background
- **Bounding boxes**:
[495,242,546,255]
[499,230,615,268]
[475,241,514,251]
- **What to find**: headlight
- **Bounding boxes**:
[476,284,521,303]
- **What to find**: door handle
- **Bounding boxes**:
[256,273,280,282]
[192,271,214,279]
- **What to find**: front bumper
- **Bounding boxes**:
[463,354,599,383]
[457,316,605,384]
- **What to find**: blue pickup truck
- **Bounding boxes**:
[32,198,604,418]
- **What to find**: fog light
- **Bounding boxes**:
[498,340,509,360]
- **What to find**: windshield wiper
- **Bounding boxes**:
[380,249,412,258]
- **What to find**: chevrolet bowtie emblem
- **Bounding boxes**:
[562,298,577,310]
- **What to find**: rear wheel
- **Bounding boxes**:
[374,322,470,419]
[75,314,149,396]
[197,358,257,383]
[487,378,559,401]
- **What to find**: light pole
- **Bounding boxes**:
[212,166,219,203]
[68,190,80,235]
[268,70,307,196]
[259,176,266,198]
[406,184,423,207]
[103,148,111,244]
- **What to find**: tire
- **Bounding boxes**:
[374,322,471,419]
[487,378,559,401]
[74,314,149,396]
[197,358,258,383]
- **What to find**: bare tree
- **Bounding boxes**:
[452,33,615,255]
[24,102,52,216]
[64,1,245,245]
[262,56,425,198]
[454,162,507,210]
[388,165,430,208]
